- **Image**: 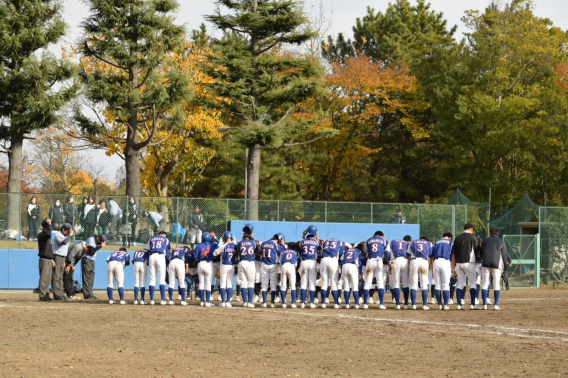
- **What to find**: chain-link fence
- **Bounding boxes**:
[503,235,540,288]
[0,193,474,249]
[539,207,568,284]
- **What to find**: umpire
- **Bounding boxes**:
[81,234,107,299]
[52,223,74,300]
[64,241,92,299]
[37,219,54,301]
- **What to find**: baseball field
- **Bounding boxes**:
[0,289,567,377]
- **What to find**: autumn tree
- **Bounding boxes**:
[206,0,328,219]
[75,0,191,198]
[0,0,78,228]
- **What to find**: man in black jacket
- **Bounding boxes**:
[37,219,55,301]
[451,223,481,310]
[480,228,511,310]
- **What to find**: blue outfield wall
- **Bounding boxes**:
[229,221,419,244]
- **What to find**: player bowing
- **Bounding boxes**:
[364,231,389,310]
[132,248,149,304]
[194,232,218,307]
[106,247,130,305]
[408,237,434,310]
[431,233,453,310]
[168,246,192,306]
[340,242,363,309]
[299,225,320,309]
[320,237,344,309]
[147,231,171,305]
[214,232,238,307]
[237,224,257,307]
[279,242,299,308]
[259,233,285,308]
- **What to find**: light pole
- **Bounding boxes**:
[218,126,249,219]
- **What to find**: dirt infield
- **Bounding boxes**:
[1,289,567,377]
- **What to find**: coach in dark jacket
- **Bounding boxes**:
[37,219,54,301]
[480,229,511,310]
[451,223,481,309]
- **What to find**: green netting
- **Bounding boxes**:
[539,207,568,284]
[447,188,488,207]
[447,189,489,236]
[489,193,539,235]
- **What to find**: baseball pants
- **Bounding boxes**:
[169,258,185,289]
[299,260,317,291]
[261,263,279,292]
[197,261,212,291]
[133,261,147,288]
[254,261,262,284]
[187,228,202,244]
[320,257,339,291]
[107,260,125,287]
[341,263,359,293]
[482,267,502,291]
[149,253,167,286]
[409,258,429,290]
[51,255,66,299]
[280,263,296,291]
[81,258,96,298]
[219,264,235,289]
[238,260,256,288]
[434,259,452,291]
[455,262,477,290]
[364,258,384,290]
[391,257,409,289]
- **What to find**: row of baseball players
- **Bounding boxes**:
[105,222,509,310]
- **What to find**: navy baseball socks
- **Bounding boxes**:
[134,287,139,302]
[160,285,166,301]
[443,290,450,306]
[149,285,155,301]
[421,289,428,305]
[403,287,410,305]
[220,288,226,303]
[410,289,417,305]
[331,290,339,305]
[343,291,350,305]
[469,287,476,305]
[206,290,211,303]
[107,287,113,301]
[378,288,385,305]
[321,288,329,305]
[482,289,500,306]
[310,290,316,304]
[271,291,277,304]
[262,290,267,304]
[435,289,442,305]
[140,287,146,302]
[198,289,204,302]
[393,288,401,305]
[300,289,307,304]
[118,287,124,302]
[363,289,370,304]
[240,287,248,303]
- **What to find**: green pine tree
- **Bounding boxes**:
[0,0,78,229]
[75,0,190,197]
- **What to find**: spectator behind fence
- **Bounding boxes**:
[52,223,74,301]
[186,206,204,245]
[96,200,111,236]
[108,198,123,242]
[81,234,107,299]
[37,219,54,301]
[83,196,97,239]
[390,208,406,224]
[125,197,140,246]
[143,211,166,233]
[27,196,41,241]
[78,197,87,233]
[49,199,65,231]
[64,241,92,299]
[63,196,77,229]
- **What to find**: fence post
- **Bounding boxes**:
[451,205,456,236]
[535,233,541,288]
[370,203,373,223]
[324,202,328,223]
[417,204,420,224]
[277,200,280,221]
[226,199,229,224]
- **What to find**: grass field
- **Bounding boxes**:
[1,289,567,377]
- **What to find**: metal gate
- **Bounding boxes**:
[503,234,540,288]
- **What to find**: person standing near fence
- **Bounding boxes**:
[81,234,107,300]
[187,206,204,246]
[27,196,41,241]
[83,196,97,239]
[63,196,77,230]
[143,211,166,233]
[480,228,511,310]
[390,208,406,224]
[52,223,74,301]
[125,197,140,246]
[96,200,112,236]
[107,198,123,242]
[64,240,91,299]
[37,219,54,301]
[49,199,65,231]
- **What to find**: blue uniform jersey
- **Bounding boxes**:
[260,240,280,265]
[322,238,344,258]
[408,239,433,260]
[340,247,362,266]
[279,248,298,265]
[366,236,389,259]
[432,238,453,260]
[221,243,238,265]
[147,235,171,260]
[237,238,256,262]
[389,239,409,259]
[194,241,218,263]
[170,246,190,261]
[107,250,130,266]
[132,249,149,264]
[299,238,319,260]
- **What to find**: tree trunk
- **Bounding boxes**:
[7,134,23,231]
[246,144,261,220]
[125,147,141,197]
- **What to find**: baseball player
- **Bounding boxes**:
[279,241,299,308]
[363,231,389,309]
[451,223,481,310]
[106,247,131,305]
[237,223,257,307]
[168,246,191,305]
[194,232,218,306]
[132,248,149,304]
[431,233,453,310]
[408,237,433,310]
[213,231,238,307]
[210,232,222,301]
[146,231,171,305]
[480,228,511,310]
[340,242,362,309]
[299,225,320,308]
[259,233,285,308]
[320,237,344,309]
[389,235,411,308]
[185,249,198,301]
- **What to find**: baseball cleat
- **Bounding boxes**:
[314,298,319,304]
[487,298,492,305]
[422,305,430,311]
[369,297,374,304]
[200,302,205,307]
[225,302,232,308]
[120,301,126,305]
[355,305,360,309]
[358,297,363,305]
[326,298,330,304]
[234,296,241,302]
[291,304,297,308]
[109,300,114,304]
[404,305,409,310]
[296,298,301,303]
[363,304,369,310]
[301,303,306,309]
[220,302,226,307]
[217,294,222,301]
[494,305,501,311]
[270,303,275,308]
[391,298,396,304]
[457,305,464,310]
[475,298,480,305]
[334,304,340,309]
[168,300,174,305]
[449,299,454,305]
[181,301,188,306]
[338,298,342,304]
[470,305,482,310]
[439,305,443,310]
[482,305,487,310]
[443,305,450,310]
[247,303,255,308]
[411,305,417,310]
[275,297,281,303]
[261,303,267,308]
[254,295,260,303]
[133,300,138,305]
[140,300,146,305]
[205,302,212,307]
[395,305,401,310]
[310,303,316,309]
[429,298,436,305]
[160,301,166,306]
[379,305,387,310]
[177,294,182,300]
[242,302,248,307]
[461,299,465,305]
[345,304,350,309]
[321,303,326,309]
[282,304,287,308]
